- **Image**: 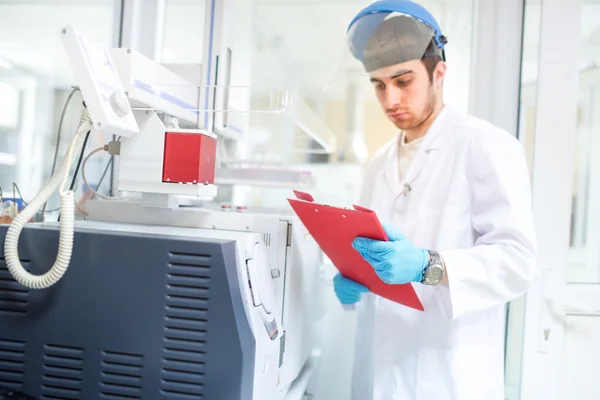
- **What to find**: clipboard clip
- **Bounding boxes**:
[293,190,377,215]
[293,190,315,202]
[353,204,375,213]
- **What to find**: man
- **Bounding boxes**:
[332,1,539,399]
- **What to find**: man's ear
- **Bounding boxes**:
[434,61,447,88]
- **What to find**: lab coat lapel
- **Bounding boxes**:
[380,106,456,199]
[403,148,428,188]
[382,133,403,197]
[404,106,452,186]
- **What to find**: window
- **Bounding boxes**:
[162,0,207,64]
[0,0,123,220]
[232,0,476,210]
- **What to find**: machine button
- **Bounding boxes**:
[109,92,129,117]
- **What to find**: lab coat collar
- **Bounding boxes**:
[419,104,455,151]
[383,105,458,195]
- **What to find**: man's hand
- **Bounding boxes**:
[352,223,428,284]
[333,273,369,304]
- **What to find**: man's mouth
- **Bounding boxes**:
[389,112,409,120]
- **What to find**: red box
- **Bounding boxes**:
[162,131,217,184]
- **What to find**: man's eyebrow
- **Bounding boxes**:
[370,70,413,83]
[391,70,413,78]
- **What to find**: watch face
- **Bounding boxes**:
[425,264,444,284]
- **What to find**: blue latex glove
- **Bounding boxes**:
[352,223,429,284]
[333,273,369,305]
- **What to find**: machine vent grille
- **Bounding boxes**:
[41,344,84,400]
[0,258,30,315]
[161,252,210,399]
[262,233,271,247]
[0,338,26,390]
[99,350,144,399]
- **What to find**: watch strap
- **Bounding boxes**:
[421,250,444,285]
[428,250,442,266]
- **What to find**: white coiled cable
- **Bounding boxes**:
[4,109,93,289]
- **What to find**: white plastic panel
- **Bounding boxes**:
[61,25,139,137]
[110,48,201,125]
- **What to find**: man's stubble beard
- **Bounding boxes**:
[393,87,437,131]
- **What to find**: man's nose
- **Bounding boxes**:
[383,87,402,110]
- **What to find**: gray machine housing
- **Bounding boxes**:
[0,223,256,400]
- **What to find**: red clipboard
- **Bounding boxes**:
[288,190,424,311]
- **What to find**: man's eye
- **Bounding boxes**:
[397,80,410,87]
[375,84,385,91]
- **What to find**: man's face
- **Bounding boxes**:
[369,59,443,130]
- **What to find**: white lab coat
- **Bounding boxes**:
[351,105,538,400]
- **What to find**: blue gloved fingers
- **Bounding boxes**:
[374,269,394,284]
[368,260,397,283]
[338,293,361,304]
[349,280,370,293]
[337,290,361,303]
[352,223,408,251]
[333,273,369,305]
[374,266,417,285]
[359,251,379,267]
[334,273,369,293]
[371,260,393,273]
[360,252,422,284]
[417,249,430,271]
[381,223,408,242]
[355,252,399,284]
[352,237,392,256]
[333,272,344,287]
[359,252,392,273]
[353,224,430,285]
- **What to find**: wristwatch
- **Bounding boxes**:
[421,250,445,285]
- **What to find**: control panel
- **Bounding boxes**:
[61,25,139,137]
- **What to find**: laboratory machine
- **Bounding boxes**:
[0,25,325,400]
